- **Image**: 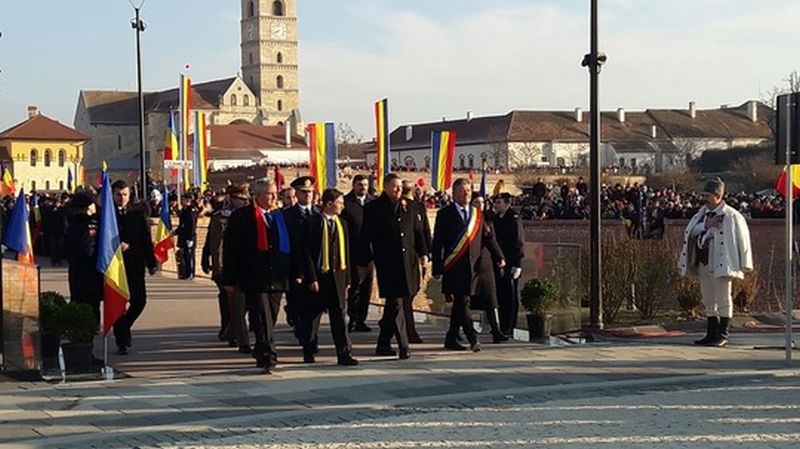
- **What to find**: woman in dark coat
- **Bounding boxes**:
[65,192,104,326]
[469,195,508,343]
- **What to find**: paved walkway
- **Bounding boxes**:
[1,267,797,448]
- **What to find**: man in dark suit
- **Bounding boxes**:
[282,176,319,331]
[358,173,429,360]
[222,179,291,374]
[401,180,431,344]
[175,194,198,280]
[432,178,505,352]
[491,193,524,336]
[295,189,358,366]
[111,180,157,356]
[341,175,374,333]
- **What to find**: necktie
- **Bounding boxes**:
[461,208,468,223]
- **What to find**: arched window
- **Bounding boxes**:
[248,1,255,18]
[467,153,474,169]
[249,52,253,65]
[277,100,283,111]
[243,94,250,106]
[231,94,238,106]
[276,75,284,89]
[31,180,36,191]
[424,155,431,170]
[59,181,64,191]
[117,135,122,150]
[45,180,51,191]
[272,0,284,16]
[44,149,52,167]
[30,149,37,167]
[404,156,415,168]
[58,149,66,167]
[276,52,283,64]
[459,154,466,170]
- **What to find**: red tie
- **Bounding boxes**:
[255,207,269,251]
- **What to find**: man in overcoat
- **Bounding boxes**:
[358,173,429,360]
[492,193,524,336]
[341,174,375,333]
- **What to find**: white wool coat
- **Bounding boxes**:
[677,203,753,279]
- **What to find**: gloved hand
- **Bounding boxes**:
[511,267,522,280]
[186,240,194,248]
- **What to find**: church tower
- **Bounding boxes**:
[241,0,300,127]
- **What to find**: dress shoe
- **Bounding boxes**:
[470,342,482,352]
[398,348,410,360]
[217,330,226,341]
[337,355,359,366]
[375,347,397,356]
[116,346,128,355]
[354,323,372,332]
[492,332,509,343]
[444,341,467,351]
[408,336,424,344]
[238,345,252,354]
[228,340,238,348]
[303,353,315,363]
[347,321,355,333]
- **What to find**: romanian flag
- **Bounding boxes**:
[374,99,390,191]
[2,189,35,264]
[431,130,457,192]
[307,122,337,194]
[153,187,174,264]
[0,163,14,196]
[775,166,800,198]
[96,168,130,335]
[193,111,209,192]
[164,112,179,180]
[179,74,192,190]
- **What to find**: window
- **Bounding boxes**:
[45,181,50,190]
[276,75,284,89]
[248,1,255,18]
[243,94,250,106]
[277,100,283,111]
[31,180,36,191]
[424,156,431,169]
[556,157,565,166]
[272,0,284,16]
[58,149,66,167]
[59,181,64,191]
[30,149,37,167]
[468,154,474,169]
[249,52,253,65]
[44,149,52,167]
[231,94,238,106]
[619,157,625,167]
[117,135,122,150]
[459,154,466,170]
[277,52,283,64]
[404,156,415,168]
[630,158,637,168]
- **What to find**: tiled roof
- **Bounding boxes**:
[209,124,306,151]
[388,113,512,150]
[0,114,89,141]
[648,101,774,139]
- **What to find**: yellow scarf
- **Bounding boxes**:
[321,216,346,273]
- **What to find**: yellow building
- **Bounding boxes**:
[0,107,88,192]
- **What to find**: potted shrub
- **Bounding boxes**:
[520,278,557,342]
[55,302,98,373]
[39,291,67,370]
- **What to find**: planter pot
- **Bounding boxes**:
[40,333,61,371]
[526,313,551,342]
[61,342,93,374]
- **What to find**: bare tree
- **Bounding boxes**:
[336,122,366,161]
[761,69,800,109]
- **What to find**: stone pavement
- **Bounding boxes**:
[1,268,798,448]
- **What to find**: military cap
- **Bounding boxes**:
[290,176,316,191]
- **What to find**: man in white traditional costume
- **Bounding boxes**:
[678,178,753,347]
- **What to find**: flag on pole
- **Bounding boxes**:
[179,74,192,190]
[374,98,390,191]
[193,111,208,192]
[479,159,488,198]
[775,166,800,198]
[153,186,174,264]
[2,189,35,264]
[431,130,457,192]
[1,165,14,197]
[31,193,43,246]
[164,112,179,180]
[96,166,130,336]
[67,168,74,193]
[307,123,337,194]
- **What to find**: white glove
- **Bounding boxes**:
[511,267,522,280]
[186,240,194,248]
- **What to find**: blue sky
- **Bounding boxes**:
[1,0,798,138]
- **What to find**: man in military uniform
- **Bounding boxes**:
[295,188,358,366]
[341,175,375,333]
[283,176,319,333]
[175,194,198,280]
[358,173,429,360]
[222,179,291,374]
[492,193,524,336]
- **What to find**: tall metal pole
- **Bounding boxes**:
[784,95,794,363]
[584,0,605,329]
[133,7,147,201]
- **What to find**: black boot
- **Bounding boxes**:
[489,309,509,343]
[706,317,730,347]
[694,316,718,345]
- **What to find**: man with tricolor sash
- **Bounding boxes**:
[432,178,505,352]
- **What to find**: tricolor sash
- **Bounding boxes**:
[443,206,482,272]
[271,210,291,254]
[255,208,291,254]
[321,216,347,273]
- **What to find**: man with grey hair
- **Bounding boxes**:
[222,178,291,373]
[678,177,752,347]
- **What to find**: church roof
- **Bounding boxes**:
[210,124,307,150]
[0,114,89,142]
[80,77,237,125]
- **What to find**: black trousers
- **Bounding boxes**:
[178,243,195,279]
[377,297,409,350]
[245,290,277,367]
[267,292,282,327]
[285,285,303,327]
[404,296,421,340]
[495,271,519,335]
[113,274,147,348]
[447,295,477,345]
[347,264,373,326]
[214,279,231,335]
[297,275,351,358]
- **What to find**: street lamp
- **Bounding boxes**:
[130,1,147,201]
[581,0,607,329]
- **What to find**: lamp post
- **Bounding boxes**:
[581,0,607,329]
[131,2,147,201]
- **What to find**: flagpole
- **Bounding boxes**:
[785,137,794,364]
